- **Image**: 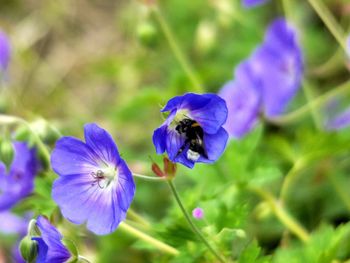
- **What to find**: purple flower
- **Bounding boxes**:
[0,211,28,235]
[13,244,26,263]
[153,93,229,168]
[192,207,204,220]
[0,142,38,210]
[0,30,11,72]
[219,18,303,138]
[251,18,303,117]
[0,212,30,263]
[219,61,260,138]
[32,216,71,263]
[242,0,270,8]
[325,107,350,130]
[346,35,350,58]
[51,123,135,235]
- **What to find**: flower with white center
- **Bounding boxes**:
[51,123,135,235]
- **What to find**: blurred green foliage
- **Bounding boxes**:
[0,0,350,262]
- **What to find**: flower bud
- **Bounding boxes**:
[0,139,14,171]
[27,219,40,236]
[30,119,61,144]
[14,119,60,145]
[151,162,164,177]
[192,207,204,220]
[137,22,158,48]
[195,20,217,54]
[254,201,272,220]
[0,96,9,113]
[163,157,176,177]
[234,229,246,239]
[19,235,38,263]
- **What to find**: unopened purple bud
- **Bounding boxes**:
[192,207,204,220]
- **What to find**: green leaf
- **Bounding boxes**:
[219,124,263,182]
[238,240,271,263]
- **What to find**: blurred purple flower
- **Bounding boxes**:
[32,216,71,263]
[192,207,204,220]
[251,18,303,117]
[325,107,350,130]
[0,211,28,235]
[0,142,38,210]
[51,123,135,235]
[242,0,270,8]
[0,30,11,72]
[219,18,303,138]
[13,244,26,263]
[153,93,228,168]
[219,62,260,138]
[346,35,350,58]
[0,212,30,263]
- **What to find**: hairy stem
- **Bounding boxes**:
[279,160,305,202]
[270,80,350,125]
[0,114,51,168]
[281,0,292,21]
[151,6,203,93]
[119,222,179,256]
[307,0,346,51]
[127,209,152,228]
[301,81,322,130]
[167,179,227,263]
[132,172,168,182]
[249,186,310,243]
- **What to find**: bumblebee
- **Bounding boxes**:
[175,118,208,161]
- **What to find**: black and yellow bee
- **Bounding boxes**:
[175,118,208,161]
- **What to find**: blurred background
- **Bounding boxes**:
[0,0,350,262]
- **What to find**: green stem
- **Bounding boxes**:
[307,0,347,51]
[119,222,179,256]
[0,114,51,167]
[77,256,91,263]
[151,7,203,93]
[281,0,292,21]
[326,172,350,212]
[127,208,151,228]
[279,159,305,203]
[132,172,168,182]
[301,81,322,130]
[270,80,350,125]
[308,48,343,77]
[167,179,227,263]
[249,186,310,243]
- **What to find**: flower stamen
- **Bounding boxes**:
[91,166,118,189]
[91,170,106,189]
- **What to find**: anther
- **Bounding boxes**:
[91,170,106,189]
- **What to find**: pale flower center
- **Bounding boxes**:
[169,109,191,129]
[91,165,118,189]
